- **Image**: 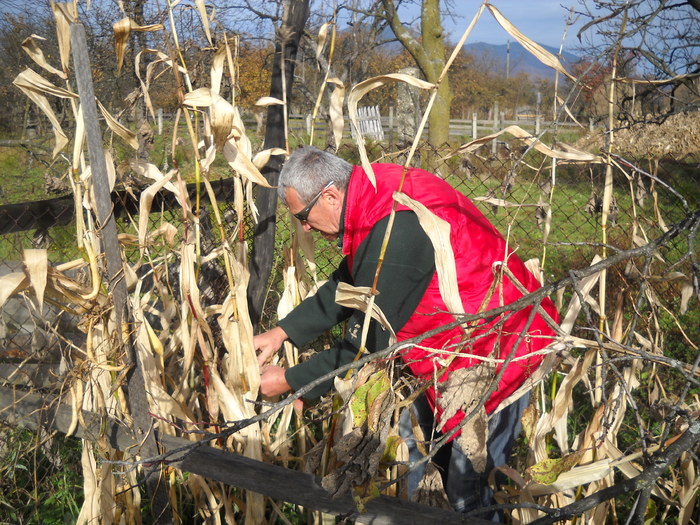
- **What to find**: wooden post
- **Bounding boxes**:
[492,102,499,154]
[388,105,394,145]
[70,22,172,524]
[535,114,541,135]
[472,112,478,139]
[157,107,163,135]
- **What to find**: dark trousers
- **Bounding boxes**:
[399,393,529,520]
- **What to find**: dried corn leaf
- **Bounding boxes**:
[137,171,174,259]
[348,74,434,187]
[113,17,164,74]
[473,196,543,209]
[13,68,78,99]
[255,96,285,107]
[316,22,330,61]
[97,99,138,149]
[22,249,48,313]
[556,95,585,128]
[648,271,694,314]
[232,105,253,157]
[335,283,396,345]
[252,147,287,169]
[393,192,463,318]
[113,18,131,74]
[132,283,193,422]
[0,272,30,308]
[183,86,215,107]
[294,218,319,283]
[51,2,76,72]
[486,4,576,82]
[449,125,601,162]
[523,258,543,286]
[13,68,77,157]
[194,0,213,45]
[210,44,226,96]
[76,443,99,525]
[532,350,595,462]
[210,94,235,151]
[328,77,345,151]
[21,35,66,79]
[129,162,184,204]
[222,139,271,187]
[559,255,602,335]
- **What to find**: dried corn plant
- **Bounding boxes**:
[1,1,292,523]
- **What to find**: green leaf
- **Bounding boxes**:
[380,435,404,465]
[527,451,583,485]
[351,370,390,428]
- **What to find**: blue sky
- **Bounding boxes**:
[437,1,584,49]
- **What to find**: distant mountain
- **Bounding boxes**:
[464,42,580,80]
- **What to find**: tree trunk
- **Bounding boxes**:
[248,0,310,325]
[421,0,451,146]
[381,0,452,146]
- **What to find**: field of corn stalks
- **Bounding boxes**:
[0,2,698,525]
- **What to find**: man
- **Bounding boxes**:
[254,146,558,516]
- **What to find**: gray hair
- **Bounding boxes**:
[278,146,353,202]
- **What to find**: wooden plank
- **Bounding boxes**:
[0,385,485,524]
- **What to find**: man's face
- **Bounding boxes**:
[285,186,343,241]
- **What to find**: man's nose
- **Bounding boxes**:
[302,222,312,232]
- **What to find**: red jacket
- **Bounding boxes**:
[343,163,558,433]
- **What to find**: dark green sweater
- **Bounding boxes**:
[279,210,436,399]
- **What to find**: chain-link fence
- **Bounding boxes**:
[1,139,697,363]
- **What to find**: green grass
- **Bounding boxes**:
[0,427,83,524]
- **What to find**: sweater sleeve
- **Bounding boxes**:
[285,211,436,400]
[277,257,353,348]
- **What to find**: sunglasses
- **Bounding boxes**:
[293,180,335,222]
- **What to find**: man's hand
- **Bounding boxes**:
[259,365,304,414]
[260,365,292,396]
[254,326,288,366]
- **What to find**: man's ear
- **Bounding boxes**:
[325,186,344,208]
